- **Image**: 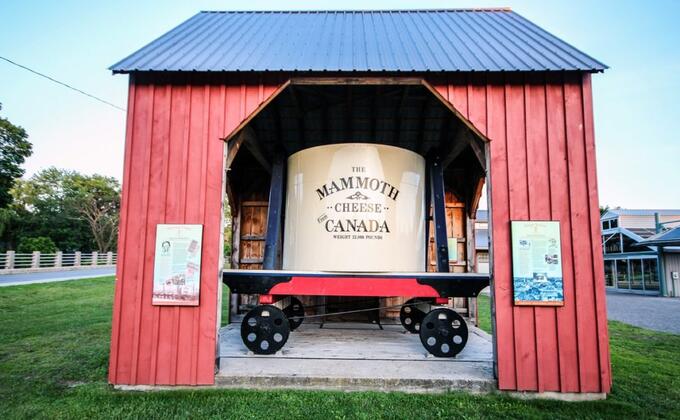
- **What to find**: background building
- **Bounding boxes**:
[476,210,489,274]
[601,209,680,296]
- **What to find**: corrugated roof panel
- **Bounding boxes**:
[110,10,607,73]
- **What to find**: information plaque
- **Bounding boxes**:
[511,221,564,306]
[152,224,203,306]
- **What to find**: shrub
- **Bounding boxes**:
[17,236,58,253]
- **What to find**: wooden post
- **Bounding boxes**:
[428,153,449,273]
[5,251,15,269]
[92,252,99,266]
[75,251,82,267]
[263,155,285,270]
[55,251,63,268]
[31,251,40,269]
[106,252,113,265]
[231,211,240,270]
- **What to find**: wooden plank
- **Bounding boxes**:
[485,78,517,390]
[525,77,560,392]
[505,80,538,391]
[582,73,612,392]
[137,84,171,384]
[125,83,155,384]
[546,74,580,392]
[240,235,265,241]
[241,201,269,207]
[240,258,264,264]
[108,81,137,384]
[195,83,228,383]
[155,83,190,385]
[173,83,205,384]
[564,74,601,392]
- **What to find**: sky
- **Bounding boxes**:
[1,0,679,209]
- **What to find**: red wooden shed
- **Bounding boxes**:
[108,9,611,395]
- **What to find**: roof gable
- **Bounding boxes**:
[111,9,607,73]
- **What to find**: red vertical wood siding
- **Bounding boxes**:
[429,73,611,393]
[110,72,610,392]
[108,74,284,385]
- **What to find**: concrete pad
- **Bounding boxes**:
[217,322,495,393]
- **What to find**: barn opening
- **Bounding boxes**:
[219,79,492,386]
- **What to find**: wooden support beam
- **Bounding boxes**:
[225,131,246,170]
[468,176,485,218]
[262,156,286,270]
[441,123,469,169]
[428,153,450,273]
[467,135,486,170]
[290,77,423,86]
[225,177,237,216]
[240,126,272,173]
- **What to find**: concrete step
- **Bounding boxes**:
[217,322,495,393]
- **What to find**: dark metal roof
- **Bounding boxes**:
[111,9,606,73]
[637,227,680,247]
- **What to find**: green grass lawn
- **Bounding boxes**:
[1,277,679,419]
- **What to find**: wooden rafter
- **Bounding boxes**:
[240,126,272,173]
[441,123,470,169]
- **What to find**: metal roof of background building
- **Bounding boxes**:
[602,209,680,218]
[638,227,680,247]
[111,9,607,73]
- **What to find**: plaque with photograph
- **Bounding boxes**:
[152,224,203,306]
[511,221,564,306]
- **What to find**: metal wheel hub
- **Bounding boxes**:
[399,298,435,334]
[282,296,305,330]
[419,307,468,357]
[240,305,290,355]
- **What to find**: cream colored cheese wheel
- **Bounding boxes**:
[282,143,426,272]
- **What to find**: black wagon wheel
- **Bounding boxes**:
[282,296,305,331]
[240,305,290,355]
[399,298,434,334]
[419,307,468,357]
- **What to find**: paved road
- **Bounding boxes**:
[606,289,680,334]
[0,267,115,287]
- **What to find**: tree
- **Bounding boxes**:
[17,236,57,253]
[9,168,120,252]
[69,174,120,252]
[0,103,32,208]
